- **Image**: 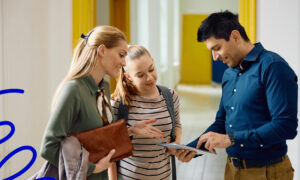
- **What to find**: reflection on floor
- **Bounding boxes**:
[175,84,226,180]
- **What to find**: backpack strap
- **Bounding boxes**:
[117,99,129,122]
[116,99,129,171]
[157,85,177,180]
[157,85,176,141]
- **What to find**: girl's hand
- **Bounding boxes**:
[129,119,164,138]
[175,149,197,162]
[93,149,116,174]
[167,138,181,155]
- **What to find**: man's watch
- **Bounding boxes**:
[228,132,235,145]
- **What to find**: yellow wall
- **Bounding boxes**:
[110,0,130,43]
[180,14,211,84]
[239,0,256,43]
[72,0,97,49]
[180,2,256,85]
[109,0,130,92]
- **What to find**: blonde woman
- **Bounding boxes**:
[40,26,162,180]
[110,45,182,180]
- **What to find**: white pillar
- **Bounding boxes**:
[130,0,180,88]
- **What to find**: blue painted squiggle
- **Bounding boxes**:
[0,121,15,144]
[0,89,24,95]
[0,89,56,180]
[0,146,37,180]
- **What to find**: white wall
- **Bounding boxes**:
[257,0,300,179]
[0,0,9,178]
[0,0,72,179]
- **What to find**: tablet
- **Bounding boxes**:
[157,143,212,155]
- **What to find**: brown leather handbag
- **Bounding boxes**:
[70,119,133,163]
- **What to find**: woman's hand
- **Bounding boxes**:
[108,162,118,180]
[93,149,116,174]
[128,119,164,138]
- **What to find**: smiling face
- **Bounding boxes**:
[100,40,128,78]
[205,30,243,67]
[125,54,158,93]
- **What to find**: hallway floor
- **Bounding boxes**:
[175,84,226,180]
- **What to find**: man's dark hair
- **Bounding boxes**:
[197,10,249,42]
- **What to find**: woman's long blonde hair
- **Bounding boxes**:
[111,45,152,106]
[51,26,126,111]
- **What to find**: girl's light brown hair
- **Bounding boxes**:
[111,45,152,106]
[51,26,126,111]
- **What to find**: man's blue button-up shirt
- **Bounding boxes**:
[189,43,298,160]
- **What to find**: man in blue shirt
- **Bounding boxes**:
[176,11,298,179]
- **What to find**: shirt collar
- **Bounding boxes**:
[83,75,104,96]
[243,42,264,62]
[237,42,264,71]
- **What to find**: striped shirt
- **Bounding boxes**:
[111,89,181,180]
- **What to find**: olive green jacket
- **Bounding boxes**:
[40,75,111,180]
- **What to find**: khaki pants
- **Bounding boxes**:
[224,156,294,180]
